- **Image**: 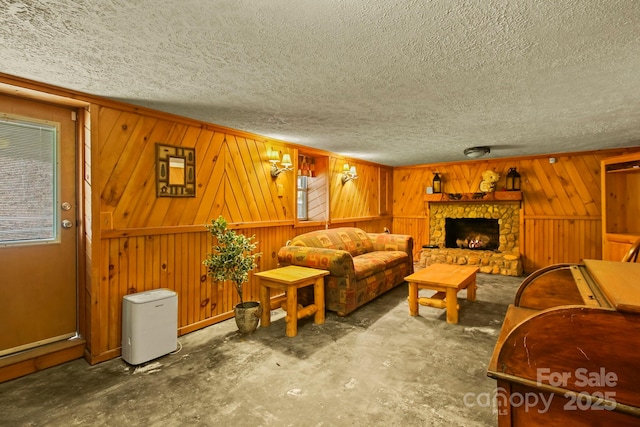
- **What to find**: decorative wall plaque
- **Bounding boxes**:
[156,143,196,197]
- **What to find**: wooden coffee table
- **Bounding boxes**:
[256,265,329,337]
[405,264,478,324]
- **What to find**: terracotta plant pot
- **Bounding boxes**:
[234,301,262,334]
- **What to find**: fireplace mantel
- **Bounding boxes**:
[424,191,522,203]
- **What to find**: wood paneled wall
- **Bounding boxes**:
[90,105,392,363]
[97,107,297,228]
[393,149,640,273]
[329,158,382,220]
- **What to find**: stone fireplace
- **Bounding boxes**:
[420,198,523,276]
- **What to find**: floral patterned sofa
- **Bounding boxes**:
[277,227,414,316]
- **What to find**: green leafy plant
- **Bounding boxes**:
[203,216,261,305]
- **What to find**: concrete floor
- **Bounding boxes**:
[0,272,522,427]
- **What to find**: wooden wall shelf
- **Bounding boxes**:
[424,191,522,202]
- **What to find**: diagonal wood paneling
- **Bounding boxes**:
[98,106,301,229]
[330,158,380,219]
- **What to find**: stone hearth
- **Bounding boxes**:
[420,200,523,276]
[419,248,522,276]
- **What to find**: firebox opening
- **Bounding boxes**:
[445,218,499,250]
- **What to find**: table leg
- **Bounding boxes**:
[408,281,419,316]
[259,283,271,328]
[285,285,298,337]
[446,288,458,324]
[467,275,477,302]
[313,277,325,325]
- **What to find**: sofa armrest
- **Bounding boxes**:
[368,233,414,260]
[277,246,356,278]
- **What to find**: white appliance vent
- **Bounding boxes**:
[121,289,178,365]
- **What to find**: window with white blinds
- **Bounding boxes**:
[0,117,58,244]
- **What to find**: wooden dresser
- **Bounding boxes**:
[487,260,640,426]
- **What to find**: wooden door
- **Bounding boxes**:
[0,94,78,355]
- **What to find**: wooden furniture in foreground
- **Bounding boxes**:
[487,260,640,426]
[405,264,478,324]
[256,265,329,337]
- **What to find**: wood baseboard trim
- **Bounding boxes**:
[0,338,86,383]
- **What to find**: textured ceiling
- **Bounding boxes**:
[1,0,640,166]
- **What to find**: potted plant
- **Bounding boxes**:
[203,215,262,333]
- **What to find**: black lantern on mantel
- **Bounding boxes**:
[432,172,442,193]
[506,168,521,191]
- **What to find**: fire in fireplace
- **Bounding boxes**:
[445,218,500,250]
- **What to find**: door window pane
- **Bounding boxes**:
[0,117,57,244]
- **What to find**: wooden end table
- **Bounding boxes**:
[255,265,330,337]
[405,264,478,324]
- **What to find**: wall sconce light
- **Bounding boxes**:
[268,149,293,178]
[341,163,359,184]
[506,167,521,191]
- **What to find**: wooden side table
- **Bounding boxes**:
[255,265,330,337]
[405,264,478,324]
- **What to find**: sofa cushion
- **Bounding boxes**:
[352,250,409,281]
[289,227,374,257]
[369,233,414,252]
[276,246,354,278]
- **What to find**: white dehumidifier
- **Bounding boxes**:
[122,288,178,365]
